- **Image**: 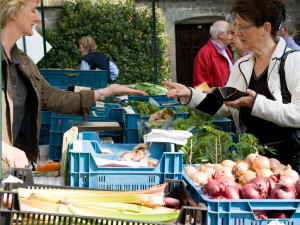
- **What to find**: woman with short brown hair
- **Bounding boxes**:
[164,0,300,170]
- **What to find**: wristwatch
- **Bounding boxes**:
[98,89,105,100]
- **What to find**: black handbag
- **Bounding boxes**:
[279,49,300,168]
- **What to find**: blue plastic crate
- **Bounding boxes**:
[124,112,188,143]
[67,136,183,190]
[39,69,107,90]
[183,172,300,225]
[41,110,52,124]
[39,111,52,145]
[214,118,232,132]
[49,107,126,161]
[39,124,51,145]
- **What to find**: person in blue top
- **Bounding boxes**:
[79,36,119,83]
[277,14,300,50]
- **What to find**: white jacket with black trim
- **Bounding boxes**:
[185,37,300,134]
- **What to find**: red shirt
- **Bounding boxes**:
[193,39,234,88]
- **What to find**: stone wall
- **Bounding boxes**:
[134,0,300,81]
[38,0,300,81]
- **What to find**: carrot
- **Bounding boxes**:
[36,162,59,172]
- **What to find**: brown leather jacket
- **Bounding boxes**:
[2,45,95,162]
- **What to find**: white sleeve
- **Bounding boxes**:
[80,60,90,70]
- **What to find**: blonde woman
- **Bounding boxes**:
[1,0,147,171]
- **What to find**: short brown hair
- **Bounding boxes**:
[1,0,41,28]
[78,36,97,52]
[232,0,284,39]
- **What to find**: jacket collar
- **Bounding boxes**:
[208,39,225,57]
[237,37,287,86]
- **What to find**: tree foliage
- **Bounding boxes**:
[39,0,170,84]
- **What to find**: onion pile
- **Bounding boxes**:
[252,156,270,172]
[183,154,300,220]
[184,151,300,205]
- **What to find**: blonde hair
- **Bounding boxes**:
[79,36,97,52]
[1,0,41,28]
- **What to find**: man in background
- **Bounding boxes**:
[277,15,300,51]
[193,20,234,88]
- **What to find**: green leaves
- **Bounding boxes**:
[174,113,276,164]
[39,0,170,84]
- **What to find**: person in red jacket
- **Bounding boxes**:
[193,20,234,88]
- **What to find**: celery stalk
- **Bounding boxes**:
[27,192,165,207]
[78,202,155,213]
[70,204,180,222]
[17,183,166,198]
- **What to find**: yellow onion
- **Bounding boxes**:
[257,168,273,178]
[269,158,281,170]
[220,160,236,168]
[183,166,197,177]
[203,167,216,179]
[232,161,249,177]
[213,164,223,171]
[219,166,234,180]
[197,163,213,172]
[191,171,209,185]
[246,151,259,168]
[252,156,270,172]
[272,167,285,175]
[241,170,257,184]
[283,165,300,183]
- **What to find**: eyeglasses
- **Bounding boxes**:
[233,23,255,31]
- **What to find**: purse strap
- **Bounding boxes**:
[279,49,297,103]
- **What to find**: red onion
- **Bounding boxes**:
[202,179,225,199]
[241,183,266,199]
[270,184,296,199]
[212,170,225,179]
[269,174,295,190]
[223,185,241,199]
[218,176,239,188]
[254,210,268,220]
[269,174,281,190]
[279,174,296,188]
[250,177,270,194]
[213,196,227,199]
[296,179,300,196]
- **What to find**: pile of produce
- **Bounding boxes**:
[119,143,159,167]
[119,100,161,116]
[5,183,180,222]
[184,152,300,220]
[127,82,168,95]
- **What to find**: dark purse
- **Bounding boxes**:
[279,49,300,167]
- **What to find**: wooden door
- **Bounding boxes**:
[175,24,212,87]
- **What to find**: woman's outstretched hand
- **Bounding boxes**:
[163,81,192,103]
[95,84,148,101]
[106,84,148,97]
